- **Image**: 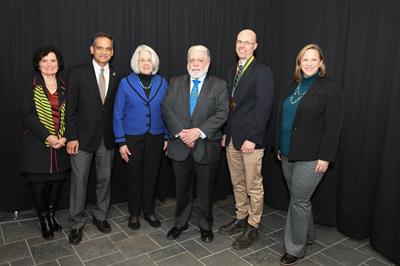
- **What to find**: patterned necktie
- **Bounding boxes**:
[98,68,106,104]
[190,79,200,115]
[233,64,244,89]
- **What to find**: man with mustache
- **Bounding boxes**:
[162,45,229,243]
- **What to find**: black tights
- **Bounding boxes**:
[29,180,64,216]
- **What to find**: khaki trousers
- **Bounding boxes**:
[226,141,264,227]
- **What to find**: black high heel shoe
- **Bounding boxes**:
[39,213,54,240]
[48,205,62,232]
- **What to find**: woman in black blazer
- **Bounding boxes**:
[275,44,343,265]
[21,47,70,240]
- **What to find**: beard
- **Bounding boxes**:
[187,67,209,79]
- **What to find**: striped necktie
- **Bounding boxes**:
[233,64,244,89]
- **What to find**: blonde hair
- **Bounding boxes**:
[130,44,160,74]
[294,43,327,83]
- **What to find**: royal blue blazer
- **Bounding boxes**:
[113,73,168,144]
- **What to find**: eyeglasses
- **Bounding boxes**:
[236,40,255,46]
[188,58,207,64]
[94,45,113,53]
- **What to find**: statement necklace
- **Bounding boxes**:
[139,77,153,90]
[289,83,307,104]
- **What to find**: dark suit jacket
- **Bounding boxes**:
[275,78,344,162]
[65,63,120,152]
[162,75,229,164]
[224,59,274,149]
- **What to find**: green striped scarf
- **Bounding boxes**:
[33,85,66,147]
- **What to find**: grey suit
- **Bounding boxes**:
[162,74,229,230]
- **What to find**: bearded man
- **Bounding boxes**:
[162,45,229,243]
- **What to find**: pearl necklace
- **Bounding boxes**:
[289,83,306,104]
[139,78,153,90]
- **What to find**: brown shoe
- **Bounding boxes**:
[232,225,258,249]
[219,218,248,235]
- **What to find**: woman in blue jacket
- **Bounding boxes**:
[113,45,168,230]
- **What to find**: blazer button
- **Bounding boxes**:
[146,123,150,127]
[293,126,297,131]
[146,114,150,117]
[144,103,149,107]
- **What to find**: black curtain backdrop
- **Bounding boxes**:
[1,0,399,263]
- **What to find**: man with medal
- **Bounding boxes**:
[220,29,274,250]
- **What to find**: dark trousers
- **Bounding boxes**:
[125,134,164,216]
[171,154,218,231]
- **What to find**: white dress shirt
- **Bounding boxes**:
[92,59,110,95]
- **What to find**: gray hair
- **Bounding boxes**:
[130,44,160,74]
[187,45,211,61]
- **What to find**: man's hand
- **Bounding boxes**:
[221,134,226,147]
[240,140,256,153]
[66,140,79,155]
[180,128,201,147]
[163,141,168,151]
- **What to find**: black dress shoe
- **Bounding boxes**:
[144,214,161,228]
[232,225,258,250]
[128,215,141,230]
[166,224,188,240]
[219,217,248,235]
[92,217,111,233]
[69,227,83,245]
[200,229,214,243]
[279,253,303,265]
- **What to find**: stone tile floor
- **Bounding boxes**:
[0,196,395,265]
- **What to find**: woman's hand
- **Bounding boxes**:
[58,137,67,145]
[277,150,282,161]
[315,160,329,174]
[119,145,131,163]
[46,135,59,148]
[53,137,67,149]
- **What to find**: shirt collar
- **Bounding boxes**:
[92,59,109,72]
[190,74,206,84]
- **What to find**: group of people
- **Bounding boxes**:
[20,29,343,265]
